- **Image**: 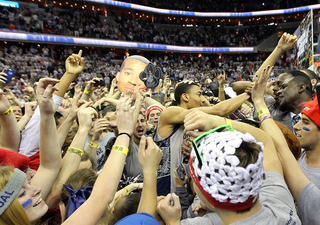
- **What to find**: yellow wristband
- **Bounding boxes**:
[219,88,224,91]
[257,108,270,118]
[67,147,84,157]
[0,106,13,117]
[89,141,98,148]
[111,145,129,156]
[123,187,130,195]
[84,89,91,95]
[225,118,232,126]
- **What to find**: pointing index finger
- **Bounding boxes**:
[78,50,83,57]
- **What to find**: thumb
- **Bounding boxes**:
[138,135,146,154]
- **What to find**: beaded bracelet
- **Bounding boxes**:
[111,145,129,156]
[0,106,13,117]
[67,147,84,157]
[260,115,273,123]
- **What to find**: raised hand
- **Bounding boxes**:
[0,69,7,85]
[24,101,37,118]
[116,97,135,135]
[138,136,163,172]
[77,107,98,130]
[4,87,16,100]
[218,69,227,86]
[36,78,60,101]
[0,89,11,114]
[92,118,109,141]
[39,84,59,116]
[277,32,298,52]
[65,50,85,77]
[157,193,181,224]
[252,66,274,104]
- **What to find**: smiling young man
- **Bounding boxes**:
[116,55,149,95]
[273,71,313,132]
[294,96,320,189]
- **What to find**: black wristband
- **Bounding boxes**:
[118,132,131,139]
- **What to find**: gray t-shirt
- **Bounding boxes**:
[181,171,300,225]
[298,182,320,225]
[124,140,143,177]
[84,131,115,171]
[298,150,320,189]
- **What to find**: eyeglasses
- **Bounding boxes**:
[191,124,234,167]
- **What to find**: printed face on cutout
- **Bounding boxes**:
[116,58,147,95]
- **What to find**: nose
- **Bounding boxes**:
[293,120,302,131]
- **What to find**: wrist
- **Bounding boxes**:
[78,126,91,133]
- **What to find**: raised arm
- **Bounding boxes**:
[137,136,163,217]
[252,66,310,201]
[54,50,85,98]
[17,101,37,131]
[0,88,20,152]
[46,105,97,209]
[63,97,135,225]
[31,78,62,201]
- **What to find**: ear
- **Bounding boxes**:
[116,71,120,81]
[298,83,306,94]
[311,79,317,89]
[181,93,189,103]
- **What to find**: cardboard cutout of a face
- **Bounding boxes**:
[116,58,148,95]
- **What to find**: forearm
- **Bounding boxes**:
[133,98,142,128]
[137,170,158,217]
[90,93,97,103]
[57,115,75,148]
[46,128,89,208]
[39,114,61,169]
[18,115,32,131]
[107,86,115,98]
[0,113,20,152]
[203,93,250,116]
[81,91,91,102]
[255,47,283,77]
[218,85,225,101]
[54,72,76,97]
[12,97,24,108]
[254,99,309,200]
[144,97,165,108]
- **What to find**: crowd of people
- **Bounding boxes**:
[0,2,279,47]
[0,31,320,225]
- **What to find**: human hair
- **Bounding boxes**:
[174,82,198,105]
[299,68,318,81]
[231,141,263,214]
[0,166,31,225]
[61,169,98,207]
[272,121,301,159]
[110,192,142,224]
[81,151,96,170]
[287,70,314,97]
[102,105,116,118]
[119,55,150,72]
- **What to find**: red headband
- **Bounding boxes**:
[189,158,257,211]
[301,96,320,127]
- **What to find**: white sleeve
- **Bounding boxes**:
[18,94,64,157]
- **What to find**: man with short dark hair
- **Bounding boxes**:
[273,70,313,131]
[154,81,250,195]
